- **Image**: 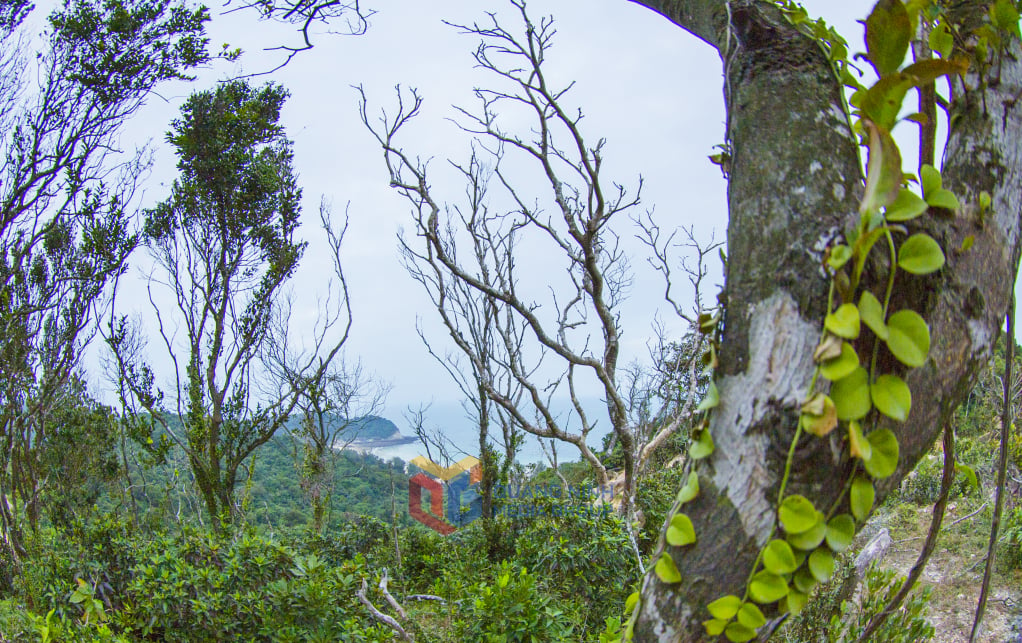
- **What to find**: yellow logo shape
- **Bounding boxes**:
[409,456,481,481]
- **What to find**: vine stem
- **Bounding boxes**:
[739,281,837,597]
[854,421,955,642]
[969,292,1015,642]
[868,228,899,433]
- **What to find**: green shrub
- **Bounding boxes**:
[781,560,933,643]
[828,567,934,642]
[455,561,575,643]
[511,496,636,636]
[116,529,391,641]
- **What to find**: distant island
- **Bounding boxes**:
[283,414,416,451]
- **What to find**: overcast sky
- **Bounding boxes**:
[94,0,983,456]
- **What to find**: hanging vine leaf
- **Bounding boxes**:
[690,428,715,460]
[825,303,861,339]
[991,0,1021,38]
[779,495,818,534]
[884,187,928,221]
[763,539,799,575]
[808,548,836,583]
[920,164,942,197]
[871,374,912,421]
[676,471,699,504]
[831,367,872,420]
[704,619,727,637]
[825,514,856,552]
[864,0,911,76]
[749,571,789,604]
[886,309,930,367]
[898,233,945,274]
[625,591,639,614]
[859,291,889,340]
[655,553,682,584]
[783,589,809,615]
[724,623,757,643]
[820,343,859,381]
[793,567,817,594]
[861,75,916,131]
[928,21,953,58]
[864,428,900,478]
[706,595,742,620]
[787,511,827,550]
[851,476,876,522]
[860,121,903,215]
[849,420,872,460]
[736,603,766,630]
[828,244,852,270]
[800,394,838,437]
[666,513,697,546]
[696,380,720,411]
[926,188,960,211]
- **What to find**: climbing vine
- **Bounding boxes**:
[613,1,1022,641]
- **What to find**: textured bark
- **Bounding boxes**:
[628,1,1022,640]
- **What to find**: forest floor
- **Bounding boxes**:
[873,497,1022,643]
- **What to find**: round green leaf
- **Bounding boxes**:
[885,188,928,221]
[820,342,860,381]
[783,589,809,615]
[825,303,861,339]
[676,471,699,505]
[858,291,889,340]
[736,603,766,630]
[763,539,798,575]
[920,164,942,198]
[696,381,719,411]
[828,244,852,270]
[809,548,835,583]
[831,367,872,420]
[864,428,900,479]
[625,591,639,614]
[898,233,945,275]
[851,476,875,522]
[706,594,742,620]
[793,568,817,595]
[690,428,715,460]
[725,623,757,643]
[666,513,697,547]
[779,495,818,535]
[749,571,789,604]
[826,514,856,553]
[654,553,682,584]
[926,187,960,211]
[787,511,827,550]
[886,309,930,367]
[871,374,912,422]
[704,619,727,637]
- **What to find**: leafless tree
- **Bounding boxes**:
[359,2,700,534]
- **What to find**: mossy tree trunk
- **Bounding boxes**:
[628,0,1022,639]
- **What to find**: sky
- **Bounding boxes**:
[82,0,976,460]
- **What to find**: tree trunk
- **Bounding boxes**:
[628,1,1022,639]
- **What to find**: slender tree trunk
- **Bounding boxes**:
[627,1,1022,639]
